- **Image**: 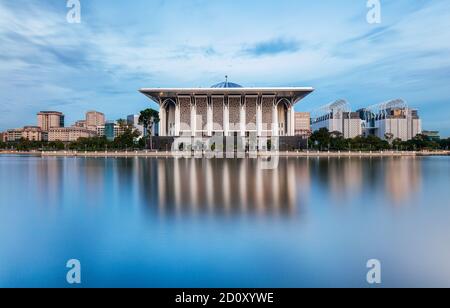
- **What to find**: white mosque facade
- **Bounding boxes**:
[140,80,314,138]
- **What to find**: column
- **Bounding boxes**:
[224,98,229,137]
[286,106,292,137]
[190,98,196,137]
[175,101,181,136]
[207,99,213,137]
[272,104,279,137]
[290,105,295,136]
[240,101,246,137]
[257,99,262,137]
[159,105,166,136]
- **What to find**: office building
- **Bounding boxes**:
[294,112,311,137]
[422,130,440,141]
[74,120,86,128]
[0,132,7,143]
[6,126,43,142]
[359,100,422,141]
[37,111,64,131]
[86,111,105,129]
[99,122,128,141]
[104,122,115,141]
[48,127,97,142]
[311,100,362,138]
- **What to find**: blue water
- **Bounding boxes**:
[0,155,449,287]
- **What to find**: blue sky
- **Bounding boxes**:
[1,0,450,135]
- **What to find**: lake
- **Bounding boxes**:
[0,155,449,287]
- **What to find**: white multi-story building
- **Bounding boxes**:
[360,100,422,141]
[312,113,362,138]
[372,109,421,141]
[311,100,362,139]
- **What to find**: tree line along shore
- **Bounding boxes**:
[1,127,449,153]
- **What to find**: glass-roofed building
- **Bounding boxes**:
[139,78,314,137]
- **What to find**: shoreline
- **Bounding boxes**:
[0,150,449,158]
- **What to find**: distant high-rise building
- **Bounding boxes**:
[127,115,146,137]
[37,111,64,131]
[104,122,116,141]
[294,112,311,137]
[0,132,7,143]
[73,120,86,128]
[99,121,128,141]
[86,111,105,129]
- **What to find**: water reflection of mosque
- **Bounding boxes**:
[33,156,422,213]
[142,158,307,217]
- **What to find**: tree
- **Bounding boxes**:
[439,138,450,150]
[139,108,160,150]
[310,128,332,150]
[384,133,394,146]
[329,131,345,151]
[117,118,125,127]
[392,138,403,151]
[68,136,109,151]
[330,131,343,139]
[113,128,140,150]
[406,134,439,151]
[116,118,130,130]
[47,141,65,151]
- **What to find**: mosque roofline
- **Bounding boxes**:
[139,87,314,105]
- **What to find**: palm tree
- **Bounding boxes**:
[116,118,128,129]
[139,108,160,150]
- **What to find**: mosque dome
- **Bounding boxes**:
[211,77,243,88]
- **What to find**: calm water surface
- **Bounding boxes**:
[0,155,449,287]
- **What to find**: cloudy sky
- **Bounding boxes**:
[1,0,450,135]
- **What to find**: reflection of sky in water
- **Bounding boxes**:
[0,156,449,287]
